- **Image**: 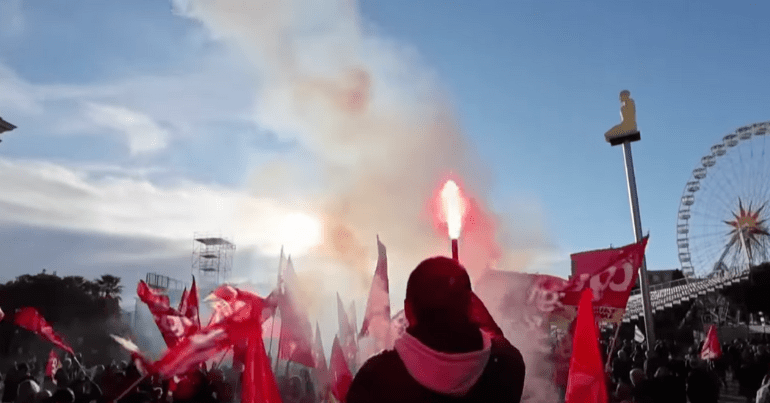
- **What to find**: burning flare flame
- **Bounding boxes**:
[440,180,466,239]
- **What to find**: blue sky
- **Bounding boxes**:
[1,0,770,324]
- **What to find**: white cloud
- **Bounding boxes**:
[83,102,169,155]
[0,157,322,256]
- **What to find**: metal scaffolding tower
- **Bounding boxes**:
[192,233,235,284]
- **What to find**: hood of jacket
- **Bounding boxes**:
[394,330,492,396]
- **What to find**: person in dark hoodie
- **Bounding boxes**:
[347,256,526,403]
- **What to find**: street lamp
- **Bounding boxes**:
[0,116,17,143]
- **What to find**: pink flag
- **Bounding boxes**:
[313,323,329,394]
[337,293,357,367]
[14,307,74,355]
[278,257,315,368]
[565,289,608,403]
[330,336,353,403]
[700,325,722,360]
[359,236,392,349]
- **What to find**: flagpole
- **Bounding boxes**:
[112,374,148,403]
[606,117,656,349]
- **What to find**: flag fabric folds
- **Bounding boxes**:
[14,307,74,355]
[277,257,315,368]
[184,277,201,328]
[359,236,391,343]
[136,280,193,347]
[700,325,722,360]
[45,349,60,379]
[337,293,358,368]
[151,324,231,379]
[155,285,283,403]
[565,289,608,403]
[313,322,330,399]
[330,336,353,403]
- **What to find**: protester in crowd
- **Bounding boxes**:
[347,256,526,403]
[629,368,654,403]
[686,357,720,403]
[611,350,632,385]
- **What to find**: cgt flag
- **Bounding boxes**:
[565,289,608,403]
[14,307,75,356]
[700,325,722,360]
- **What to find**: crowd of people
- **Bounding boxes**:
[605,337,770,403]
[0,353,327,403]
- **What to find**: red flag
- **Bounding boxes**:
[137,280,179,316]
[186,277,201,328]
[0,307,4,322]
[337,293,357,368]
[330,336,353,403]
[559,238,648,325]
[178,288,189,314]
[14,307,74,355]
[208,285,283,403]
[277,257,315,368]
[45,349,60,378]
[152,324,231,378]
[565,289,608,403]
[700,325,722,360]
[137,280,192,347]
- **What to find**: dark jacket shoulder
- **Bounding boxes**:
[347,336,525,403]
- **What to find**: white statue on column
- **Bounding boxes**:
[604,90,638,141]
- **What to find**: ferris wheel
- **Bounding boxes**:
[677,121,770,278]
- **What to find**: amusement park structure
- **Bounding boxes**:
[621,121,770,340]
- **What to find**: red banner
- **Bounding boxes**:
[557,237,648,325]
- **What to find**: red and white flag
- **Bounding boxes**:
[14,307,74,355]
[559,237,649,325]
[337,293,357,368]
[152,324,231,379]
[207,285,283,403]
[137,280,180,316]
[330,336,353,403]
[565,289,608,403]
[700,325,722,360]
[137,280,193,347]
[45,349,60,378]
[277,257,315,368]
[359,236,391,343]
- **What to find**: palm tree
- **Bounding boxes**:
[96,275,123,302]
